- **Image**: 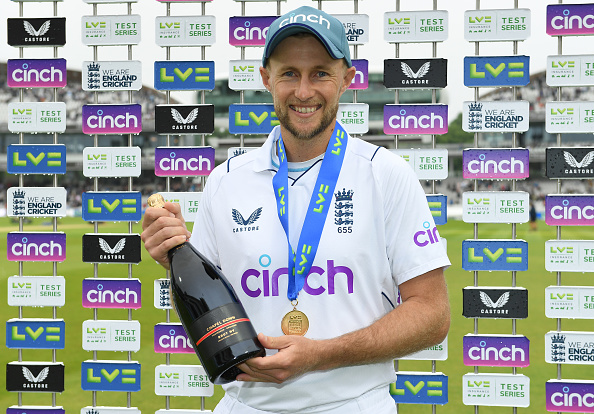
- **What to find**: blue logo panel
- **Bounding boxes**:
[390,373,448,405]
[82,192,142,222]
[154,61,215,91]
[7,144,67,175]
[464,56,530,87]
[6,319,65,349]
[81,361,141,392]
[462,239,528,271]
[229,104,279,135]
[7,408,65,414]
[427,194,447,226]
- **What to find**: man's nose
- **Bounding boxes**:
[295,77,315,101]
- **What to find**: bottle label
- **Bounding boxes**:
[189,302,258,358]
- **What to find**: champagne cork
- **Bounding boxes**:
[147,193,165,208]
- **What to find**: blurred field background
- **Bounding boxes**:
[0,216,592,413]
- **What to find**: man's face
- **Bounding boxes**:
[260,35,356,142]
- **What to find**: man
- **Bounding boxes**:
[142,6,450,414]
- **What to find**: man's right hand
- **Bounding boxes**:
[141,202,191,270]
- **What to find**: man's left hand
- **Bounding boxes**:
[236,333,322,384]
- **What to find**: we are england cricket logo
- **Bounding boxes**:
[232,207,262,233]
[334,188,354,232]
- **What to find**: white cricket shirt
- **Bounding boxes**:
[190,124,450,413]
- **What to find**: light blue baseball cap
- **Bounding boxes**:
[262,6,352,68]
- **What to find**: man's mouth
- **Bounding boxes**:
[290,105,321,114]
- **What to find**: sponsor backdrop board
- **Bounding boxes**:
[228,60,265,90]
[229,16,276,47]
[547,55,594,86]
[82,320,141,352]
[154,147,215,177]
[463,56,530,87]
[462,334,530,368]
[546,147,594,179]
[7,276,66,307]
[8,407,64,414]
[80,408,140,414]
[389,372,448,405]
[462,239,528,272]
[83,147,141,178]
[154,323,193,354]
[349,59,369,90]
[427,194,447,226]
[82,234,142,264]
[155,16,215,47]
[82,61,142,91]
[545,194,594,226]
[7,232,66,262]
[8,102,67,134]
[81,15,141,45]
[463,148,529,180]
[545,239,594,272]
[155,105,215,135]
[391,149,448,180]
[384,58,448,89]
[7,58,67,88]
[229,104,279,135]
[384,104,448,135]
[334,14,369,44]
[154,278,172,310]
[546,101,594,133]
[462,373,530,407]
[154,364,214,397]
[545,285,594,319]
[547,4,594,36]
[546,379,594,412]
[7,187,67,218]
[545,331,594,365]
[462,101,529,132]
[337,103,369,135]
[462,191,529,223]
[81,360,141,392]
[153,61,215,91]
[82,278,142,309]
[6,319,66,349]
[82,191,142,222]
[463,287,528,319]
[82,104,142,135]
[159,192,202,222]
[399,336,448,361]
[7,144,67,175]
[6,362,65,393]
[7,18,67,47]
[464,9,530,42]
[384,11,448,43]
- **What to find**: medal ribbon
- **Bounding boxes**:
[272,121,348,301]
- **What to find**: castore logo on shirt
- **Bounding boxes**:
[232,207,262,233]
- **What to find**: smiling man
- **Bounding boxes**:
[142,5,450,414]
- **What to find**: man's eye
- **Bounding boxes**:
[283,71,295,77]
[317,71,328,77]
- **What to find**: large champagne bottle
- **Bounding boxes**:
[148,194,265,385]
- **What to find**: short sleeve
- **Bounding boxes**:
[378,150,451,286]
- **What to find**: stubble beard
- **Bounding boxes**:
[275,100,339,141]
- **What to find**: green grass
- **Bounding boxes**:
[0,217,591,412]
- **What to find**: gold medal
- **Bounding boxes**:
[281,301,309,336]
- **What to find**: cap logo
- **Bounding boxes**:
[279,13,331,30]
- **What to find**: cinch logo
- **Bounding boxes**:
[11,64,63,83]
[234,21,269,41]
[85,285,139,306]
[229,16,276,46]
[82,362,140,392]
[387,109,444,130]
[7,59,67,88]
[85,111,138,129]
[232,207,262,233]
[82,192,142,222]
[550,201,594,220]
[384,105,448,135]
[241,255,354,298]
[154,325,193,353]
[82,105,142,135]
[413,221,440,247]
[229,104,279,134]
[467,156,525,175]
[82,279,141,309]
[463,336,528,367]
[154,147,215,177]
[159,151,212,172]
[548,383,594,411]
[278,13,331,30]
[8,235,65,261]
[390,373,448,405]
[548,4,594,35]
[7,320,65,349]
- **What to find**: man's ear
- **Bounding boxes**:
[340,66,357,94]
[260,66,272,93]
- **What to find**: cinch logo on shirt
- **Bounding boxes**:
[241,255,354,298]
[413,221,440,247]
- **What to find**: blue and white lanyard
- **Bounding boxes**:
[272,122,347,301]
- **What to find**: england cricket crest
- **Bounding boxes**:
[334,188,354,232]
